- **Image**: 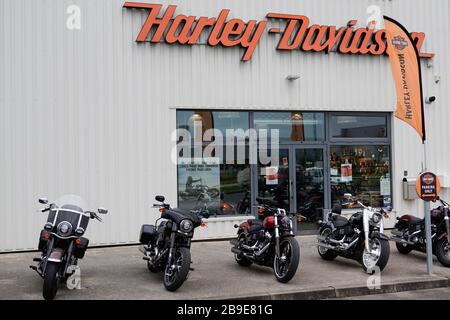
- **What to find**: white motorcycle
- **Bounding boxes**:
[317,194,391,273]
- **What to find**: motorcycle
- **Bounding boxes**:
[230,198,304,283]
[390,197,450,267]
[30,195,108,300]
[317,193,390,273]
[139,195,209,291]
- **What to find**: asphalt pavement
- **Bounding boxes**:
[0,236,449,300]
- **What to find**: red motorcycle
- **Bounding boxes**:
[230,198,304,283]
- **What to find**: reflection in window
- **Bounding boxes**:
[177,111,249,144]
[176,111,251,217]
[253,112,325,142]
[330,145,391,209]
[331,115,387,138]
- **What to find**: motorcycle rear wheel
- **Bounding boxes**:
[43,262,59,300]
[273,237,300,283]
[317,227,338,261]
[436,238,450,267]
[147,261,159,273]
[234,234,253,267]
[163,247,191,292]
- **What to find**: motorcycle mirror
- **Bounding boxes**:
[38,197,48,204]
[98,207,108,214]
[155,195,165,202]
[343,193,352,200]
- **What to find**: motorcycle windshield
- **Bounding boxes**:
[47,195,90,234]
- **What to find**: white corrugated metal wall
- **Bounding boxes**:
[1,0,449,251]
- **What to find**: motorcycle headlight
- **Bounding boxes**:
[372,213,382,224]
[75,227,85,236]
[180,219,194,233]
[57,221,73,236]
[44,223,53,231]
[281,216,292,228]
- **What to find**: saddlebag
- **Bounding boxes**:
[74,237,89,259]
[139,224,157,244]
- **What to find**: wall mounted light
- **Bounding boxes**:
[425,96,436,104]
[286,75,300,81]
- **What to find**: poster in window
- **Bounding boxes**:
[380,176,391,196]
[265,166,279,185]
[341,163,353,182]
[178,158,220,210]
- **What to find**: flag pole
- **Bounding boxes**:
[384,15,432,275]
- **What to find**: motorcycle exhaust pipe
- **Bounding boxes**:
[231,247,243,255]
[255,243,270,257]
[317,242,338,251]
[390,236,415,246]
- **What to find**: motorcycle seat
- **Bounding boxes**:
[330,214,349,227]
[247,219,263,226]
[398,215,423,225]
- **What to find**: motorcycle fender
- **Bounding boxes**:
[48,248,64,263]
[370,231,389,241]
[437,232,449,242]
[320,221,334,230]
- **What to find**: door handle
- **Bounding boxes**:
[290,180,294,200]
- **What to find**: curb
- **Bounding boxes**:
[213,276,450,300]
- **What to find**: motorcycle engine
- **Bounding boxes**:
[249,230,265,242]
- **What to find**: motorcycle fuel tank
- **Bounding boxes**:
[263,216,275,229]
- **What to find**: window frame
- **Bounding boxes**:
[327,112,391,144]
[175,110,393,218]
[252,111,326,145]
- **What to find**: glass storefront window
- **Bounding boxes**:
[177,111,249,144]
[176,110,251,217]
[176,110,392,222]
[177,159,251,217]
[253,112,325,142]
[331,114,388,138]
[330,145,391,208]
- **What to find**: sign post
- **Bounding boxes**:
[416,172,441,275]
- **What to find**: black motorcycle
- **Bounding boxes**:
[30,195,108,300]
[230,198,304,283]
[139,195,209,291]
[390,197,450,267]
[317,194,390,273]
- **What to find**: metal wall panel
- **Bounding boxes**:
[1,0,449,251]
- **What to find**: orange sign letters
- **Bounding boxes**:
[123,3,434,62]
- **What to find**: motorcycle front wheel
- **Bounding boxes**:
[43,262,60,300]
[273,237,300,283]
[361,238,390,274]
[163,247,191,292]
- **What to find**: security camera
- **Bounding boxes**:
[425,96,436,104]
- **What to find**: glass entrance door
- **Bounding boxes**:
[257,148,291,212]
[294,148,325,233]
[256,147,325,234]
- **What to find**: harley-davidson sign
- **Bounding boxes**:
[123,2,434,61]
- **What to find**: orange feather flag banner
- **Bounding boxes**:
[384,16,426,142]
